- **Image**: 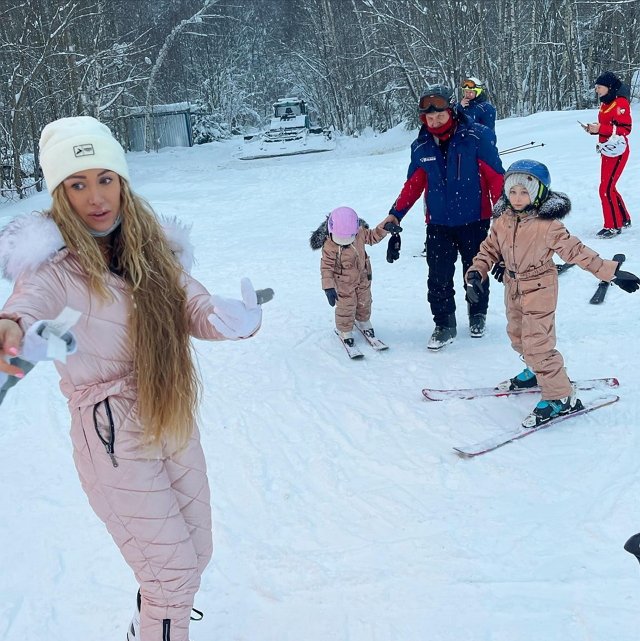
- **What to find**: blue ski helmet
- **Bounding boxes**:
[504,159,550,207]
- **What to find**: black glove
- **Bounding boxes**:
[491,261,505,283]
[465,271,485,304]
[612,269,640,293]
[386,232,402,263]
[324,288,338,306]
[383,222,403,234]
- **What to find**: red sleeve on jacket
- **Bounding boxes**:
[392,167,427,218]
[477,159,504,219]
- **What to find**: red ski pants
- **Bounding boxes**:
[599,147,631,229]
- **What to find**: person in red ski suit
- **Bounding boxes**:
[584,70,632,238]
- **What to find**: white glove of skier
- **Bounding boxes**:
[208,278,273,339]
[21,320,78,363]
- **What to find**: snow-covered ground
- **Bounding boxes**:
[1,108,639,641]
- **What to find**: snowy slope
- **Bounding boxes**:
[1,109,639,641]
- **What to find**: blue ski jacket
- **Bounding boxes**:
[455,94,496,130]
[390,114,504,227]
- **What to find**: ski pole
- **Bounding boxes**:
[500,142,545,156]
[499,141,535,154]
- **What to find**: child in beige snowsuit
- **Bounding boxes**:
[0,116,271,641]
[310,206,397,346]
[465,159,639,428]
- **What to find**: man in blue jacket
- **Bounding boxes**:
[381,85,504,350]
[456,77,496,131]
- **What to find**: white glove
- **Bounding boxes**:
[208,278,263,339]
[21,320,78,364]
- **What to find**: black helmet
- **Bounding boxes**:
[418,84,454,113]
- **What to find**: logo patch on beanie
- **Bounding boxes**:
[73,143,95,157]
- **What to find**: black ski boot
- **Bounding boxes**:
[624,532,640,564]
[522,388,582,428]
[469,313,486,338]
[428,315,457,351]
[495,366,538,392]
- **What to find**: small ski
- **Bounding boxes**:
[590,253,625,304]
[357,327,389,351]
[335,330,364,359]
[556,262,575,275]
[453,394,619,458]
[422,377,618,401]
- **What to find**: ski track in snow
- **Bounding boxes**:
[1,110,640,641]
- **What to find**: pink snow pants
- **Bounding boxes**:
[69,380,213,641]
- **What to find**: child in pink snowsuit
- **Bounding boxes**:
[0,116,269,641]
[464,159,639,428]
[309,206,399,348]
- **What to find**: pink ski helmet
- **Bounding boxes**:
[328,206,359,244]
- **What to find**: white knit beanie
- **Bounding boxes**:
[504,172,540,205]
[39,116,130,195]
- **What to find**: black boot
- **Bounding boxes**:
[428,315,457,351]
[624,532,640,564]
[469,313,486,338]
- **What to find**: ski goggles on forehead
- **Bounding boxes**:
[461,79,478,89]
[418,94,450,113]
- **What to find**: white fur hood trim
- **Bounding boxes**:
[0,211,195,281]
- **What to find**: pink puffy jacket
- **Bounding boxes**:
[0,212,230,641]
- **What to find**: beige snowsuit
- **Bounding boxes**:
[468,193,619,400]
[0,214,241,641]
[320,226,387,332]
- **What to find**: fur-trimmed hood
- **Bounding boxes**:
[0,211,194,281]
[309,216,369,250]
[492,190,571,220]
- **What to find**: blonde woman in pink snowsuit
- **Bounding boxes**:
[0,116,269,641]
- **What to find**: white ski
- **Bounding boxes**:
[357,327,389,351]
[335,330,364,359]
[453,395,620,458]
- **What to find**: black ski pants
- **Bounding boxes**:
[425,219,490,327]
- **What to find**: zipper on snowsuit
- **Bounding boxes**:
[93,398,118,468]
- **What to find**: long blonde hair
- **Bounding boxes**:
[50,179,200,451]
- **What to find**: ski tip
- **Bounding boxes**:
[453,448,476,459]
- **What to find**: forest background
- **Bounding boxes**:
[1,0,638,196]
